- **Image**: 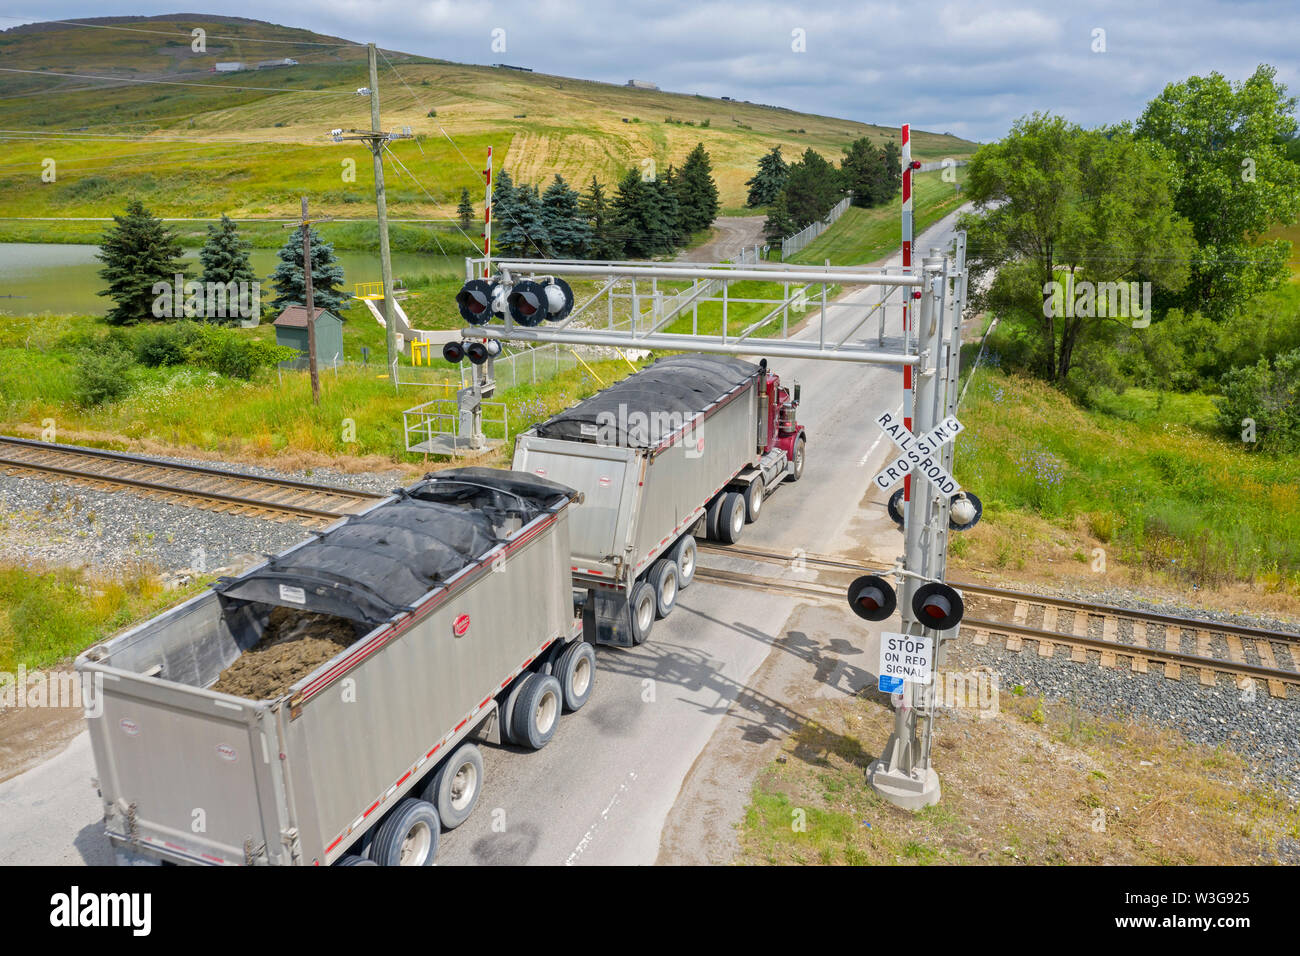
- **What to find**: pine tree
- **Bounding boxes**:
[580,177,621,259]
[746,146,789,207]
[781,148,845,228]
[96,199,188,325]
[490,169,518,255]
[541,175,592,258]
[654,166,683,251]
[763,193,796,246]
[498,182,551,257]
[457,187,475,231]
[676,143,720,234]
[269,225,349,313]
[198,214,257,323]
[611,169,656,259]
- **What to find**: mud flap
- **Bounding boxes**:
[583,588,634,647]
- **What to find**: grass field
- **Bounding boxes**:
[952,367,1300,591]
[788,168,969,265]
[0,17,974,240]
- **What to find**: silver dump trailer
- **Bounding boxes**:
[75,468,598,866]
[513,354,805,646]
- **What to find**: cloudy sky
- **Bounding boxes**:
[4,0,1298,141]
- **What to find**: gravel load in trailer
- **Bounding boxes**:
[77,467,597,866]
[514,352,806,646]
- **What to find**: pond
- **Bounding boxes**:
[0,243,452,317]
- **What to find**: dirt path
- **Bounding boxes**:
[679,216,766,262]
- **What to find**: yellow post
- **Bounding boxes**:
[568,348,605,387]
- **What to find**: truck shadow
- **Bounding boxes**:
[591,606,882,770]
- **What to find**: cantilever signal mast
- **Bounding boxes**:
[330,42,412,384]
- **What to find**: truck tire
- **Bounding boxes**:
[629,581,656,644]
[787,435,806,482]
[718,492,746,544]
[511,673,563,750]
[499,677,528,746]
[743,480,764,523]
[672,534,697,589]
[337,855,376,866]
[648,559,679,618]
[554,641,596,711]
[370,798,440,866]
[704,494,725,541]
[423,743,483,829]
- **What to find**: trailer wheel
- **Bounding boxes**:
[424,743,483,829]
[648,559,679,618]
[743,480,764,523]
[629,581,656,644]
[337,855,376,866]
[718,492,746,544]
[704,494,725,541]
[511,673,563,750]
[787,435,806,482]
[672,535,697,589]
[499,677,528,746]
[370,798,440,866]
[555,641,596,711]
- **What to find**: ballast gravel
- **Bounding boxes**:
[0,459,409,576]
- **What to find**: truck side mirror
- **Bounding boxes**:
[792,383,801,405]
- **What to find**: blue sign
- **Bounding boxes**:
[878,674,904,693]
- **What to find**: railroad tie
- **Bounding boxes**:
[1225,635,1246,664]
[970,628,988,646]
[1131,656,1148,674]
[1102,615,1119,645]
[1164,661,1181,682]
[1199,668,1217,687]
[1255,639,1279,672]
[1040,605,1058,634]
[1012,602,1028,627]
[1070,644,1086,663]
[1004,632,1022,652]
[1267,680,1288,699]
[1072,611,1090,637]
[1099,648,1117,668]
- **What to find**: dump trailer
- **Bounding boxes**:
[75,468,599,867]
[512,354,805,646]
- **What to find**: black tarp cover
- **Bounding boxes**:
[532,354,760,447]
[213,468,577,626]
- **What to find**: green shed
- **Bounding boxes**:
[273,305,344,370]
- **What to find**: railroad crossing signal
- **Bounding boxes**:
[872,410,964,496]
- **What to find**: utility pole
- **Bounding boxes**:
[285,197,335,406]
[330,43,412,385]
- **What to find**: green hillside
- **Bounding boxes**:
[0,15,976,235]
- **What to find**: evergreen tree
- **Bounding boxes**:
[610,169,657,259]
[840,137,888,208]
[96,199,188,325]
[269,225,349,313]
[745,146,789,207]
[580,176,622,259]
[198,214,257,323]
[541,175,592,258]
[675,143,720,233]
[654,166,683,251]
[781,148,845,228]
[498,181,551,257]
[490,169,518,255]
[763,193,796,246]
[457,187,474,231]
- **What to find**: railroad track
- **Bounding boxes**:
[0,436,386,527]
[696,542,1300,699]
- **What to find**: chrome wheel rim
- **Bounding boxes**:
[400,821,432,865]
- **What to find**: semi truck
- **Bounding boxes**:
[512,353,805,646]
[75,468,596,867]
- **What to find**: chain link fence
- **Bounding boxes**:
[781,196,852,259]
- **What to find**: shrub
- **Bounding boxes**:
[132,322,199,367]
[185,325,298,380]
[1216,348,1300,452]
[73,348,134,407]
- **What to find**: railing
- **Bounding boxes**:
[781,195,852,259]
[403,397,509,455]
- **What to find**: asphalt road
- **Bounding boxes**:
[0,208,968,867]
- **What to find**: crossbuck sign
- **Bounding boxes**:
[871,411,963,496]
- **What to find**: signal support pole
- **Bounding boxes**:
[868,248,951,809]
